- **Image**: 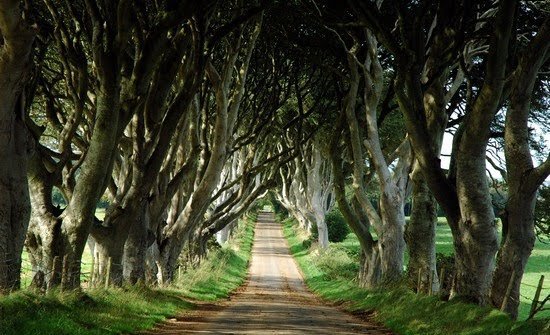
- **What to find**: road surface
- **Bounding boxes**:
[142,211,393,334]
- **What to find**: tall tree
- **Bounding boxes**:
[349,0,548,311]
[25,0,204,289]
[0,0,35,292]
[156,9,263,283]
[491,17,550,318]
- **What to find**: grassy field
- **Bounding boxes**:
[281,215,550,335]
[1,211,257,335]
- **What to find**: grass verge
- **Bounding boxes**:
[281,216,550,335]
[0,212,256,335]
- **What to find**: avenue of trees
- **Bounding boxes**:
[0,0,548,321]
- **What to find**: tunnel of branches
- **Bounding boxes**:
[0,0,548,321]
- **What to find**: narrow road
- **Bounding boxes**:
[144,212,393,334]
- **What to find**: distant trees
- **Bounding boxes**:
[535,185,550,241]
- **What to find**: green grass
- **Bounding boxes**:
[175,212,256,301]
[0,212,257,335]
[331,219,550,320]
[281,216,550,335]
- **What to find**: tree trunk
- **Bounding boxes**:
[358,243,382,289]
[93,236,124,287]
[451,124,500,304]
[123,205,149,285]
[490,18,550,319]
[329,131,378,288]
[451,218,498,304]
[157,239,181,286]
[54,81,122,289]
[217,224,232,244]
[490,194,536,319]
[25,214,62,290]
[377,188,407,284]
[0,125,31,292]
[405,171,439,293]
[315,213,329,249]
[0,0,35,293]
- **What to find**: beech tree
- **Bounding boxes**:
[0,0,35,292]
[349,0,549,314]
[89,12,207,286]
[25,0,207,289]
[155,10,263,283]
[490,16,549,317]
[277,139,334,248]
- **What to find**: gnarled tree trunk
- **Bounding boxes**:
[0,0,35,293]
[405,168,439,293]
[490,18,550,318]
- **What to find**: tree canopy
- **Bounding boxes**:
[0,0,548,321]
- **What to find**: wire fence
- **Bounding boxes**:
[17,256,128,290]
[415,267,548,320]
[520,281,548,289]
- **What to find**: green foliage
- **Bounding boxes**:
[176,213,256,301]
[302,235,315,249]
[313,246,359,281]
[0,213,257,335]
[251,197,272,212]
[325,208,350,242]
[0,287,191,335]
[281,216,549,335]
[268,192,288,221]
[96,195,110,209]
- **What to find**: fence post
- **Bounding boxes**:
[90,253,95,288]
[428,270,434,296]
[500,270,516,312]
[0,252,7,292]
[529,275,545,319]
[47,256,60,292]
[94,252,99,288]
[417,269,422,294]
[439,266,445,293]
[105,257,112,289]
[60,255,69,291]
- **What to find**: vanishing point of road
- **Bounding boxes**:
[142,211,393,334]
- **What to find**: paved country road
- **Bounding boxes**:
[141,211,393,334]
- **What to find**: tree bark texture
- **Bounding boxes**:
[405,164,439,293]
[0,0,35,293]
[490,18,550,318]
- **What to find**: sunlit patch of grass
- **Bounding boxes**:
[0,287,192,335]
[282,217,549,335]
